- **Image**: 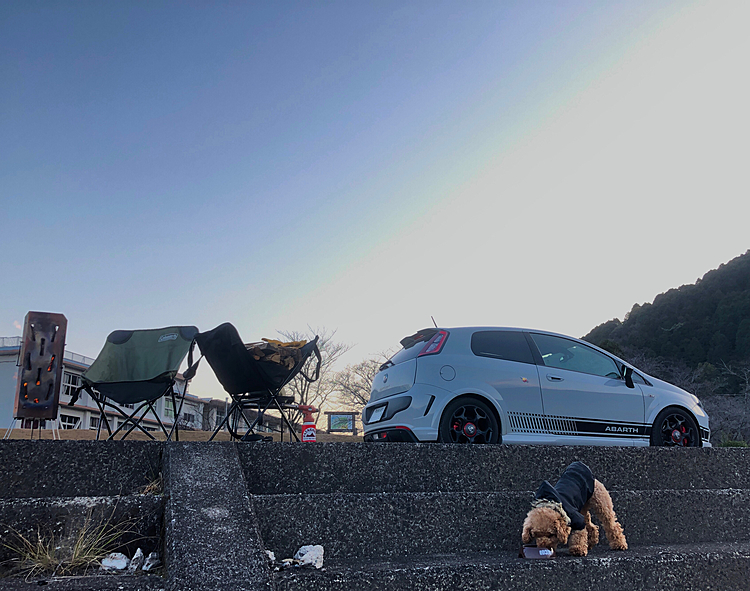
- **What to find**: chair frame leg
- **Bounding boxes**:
[208,404,234,441]
[212,391,301,443]
[89,383,182,441]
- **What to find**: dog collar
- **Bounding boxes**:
[531,498,572,527]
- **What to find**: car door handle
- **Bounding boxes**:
[546,374,564,382]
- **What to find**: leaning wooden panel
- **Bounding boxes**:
[14,311,68,420]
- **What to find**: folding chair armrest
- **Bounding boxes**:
[182,357,201,381]
[299,337,322,383]
[68,385,86,406]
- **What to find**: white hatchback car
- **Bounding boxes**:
[362,327,710,447]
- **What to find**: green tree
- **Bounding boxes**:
[685,338,705,366]
[708,332,733,364]
[736,319,750,360]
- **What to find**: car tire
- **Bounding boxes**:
[438,396,501,444]
[650,407,701,447]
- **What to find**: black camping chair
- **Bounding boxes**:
[68,326,199,441]
[185,323,321,442]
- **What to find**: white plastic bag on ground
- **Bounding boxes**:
[101,552,130,570]
[142,551,161,571]
[128,548,145,572]
[294,545,324,569]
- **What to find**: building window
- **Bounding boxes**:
[59,414,80,429]
[62,372,82,398]
[165,399,174,418]
[89,417,100,430]
[183,413,195,424]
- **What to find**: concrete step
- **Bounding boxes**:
[163,442,273,591]
[272,542,750,591]
[0,574,164,590]
[0,495,163,575]
[239,442,750,494]
[0,440,162,498]
[254,488,750,560]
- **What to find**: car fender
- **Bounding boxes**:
[431,385,509,436]
[645,390,703,427]
[646,402,702,431]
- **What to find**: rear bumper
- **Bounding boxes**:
[363,383,451,442]
[363,427,420,443]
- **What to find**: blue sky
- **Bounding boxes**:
[2,1,748,398]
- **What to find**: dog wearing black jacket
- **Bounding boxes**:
[522,461,627,556]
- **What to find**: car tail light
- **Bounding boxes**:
[418,330,449,357]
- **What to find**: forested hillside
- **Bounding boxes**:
[584,250,750,367]
[583,250,750,444]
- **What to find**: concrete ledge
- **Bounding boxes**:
[0,574,164,590]
[1,440,749,590]
[239,443,750,494]
[0,441,163,498]
[0,495,163,575]
[255,488,750,558]
[273,542,750,591]
[163,442,272,591]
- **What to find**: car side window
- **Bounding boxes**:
[530,333,621,379]
[471,331,535,364]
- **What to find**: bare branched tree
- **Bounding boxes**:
[333,359,381,410]
[619,346,720,398]
[721,361,750,398]
[333,350,394,411]
[277,327,352,426]
[619,346,750,443]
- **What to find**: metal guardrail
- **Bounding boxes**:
[0,336,22,348]
[63,351,96,366]
[0,336,95,366]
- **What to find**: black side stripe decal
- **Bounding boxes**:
[508,412,652,438]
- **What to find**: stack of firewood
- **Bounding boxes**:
[245,339,306,370]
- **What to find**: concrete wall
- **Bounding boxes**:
[3,440,750,591]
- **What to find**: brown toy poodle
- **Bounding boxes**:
[522,461,627,556]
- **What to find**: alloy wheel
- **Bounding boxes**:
[447,404,494,444]
[658,412,698,447]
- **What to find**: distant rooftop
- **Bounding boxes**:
[0,336,96,366]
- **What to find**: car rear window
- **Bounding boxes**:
[471,331,535,364]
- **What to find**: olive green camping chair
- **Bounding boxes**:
[68,326,199,440]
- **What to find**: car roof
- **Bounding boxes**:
[440,325,637,368]
[442,326,576,338]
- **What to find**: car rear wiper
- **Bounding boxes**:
[379,360,394,371]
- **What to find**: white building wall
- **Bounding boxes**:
[0,354,19,429]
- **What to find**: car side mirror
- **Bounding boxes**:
[623,366,634,389]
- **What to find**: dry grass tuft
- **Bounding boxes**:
[139,473,163,496]
[2,508,142,580]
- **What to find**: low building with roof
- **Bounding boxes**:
[0,336,227,435]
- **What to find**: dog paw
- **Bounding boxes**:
[610,539,628,551]
[568,546,588,557]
